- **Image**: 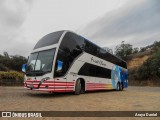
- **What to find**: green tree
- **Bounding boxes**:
[0,53,27,71]
[115,41,133,60]
[3,51,9,58]
[10,55,27,71]
[132,47,139,54]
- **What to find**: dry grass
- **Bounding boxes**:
[127,55,149,69]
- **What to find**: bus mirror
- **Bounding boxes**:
[57,60,63,71]
[22,64,26,73]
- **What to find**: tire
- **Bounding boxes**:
[120,82,124,91]
[81,80,85,94]
[117,82,123,91]
[75,79,81,95]
[81,87,85,94]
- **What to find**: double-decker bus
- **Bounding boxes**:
[23,30,128,95]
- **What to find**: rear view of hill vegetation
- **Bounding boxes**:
[115,41,160,86]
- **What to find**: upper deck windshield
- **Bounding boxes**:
[33,31,64,49]
[26,49,55,76]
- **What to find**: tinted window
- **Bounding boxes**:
[84,40,98,56]
[54,32,84,77]
[96,66,111,78]
[82,38,127,68]
[78,63,96,76]
[96,47,127,68]
[34,31,64,49]
[78,63,111,79]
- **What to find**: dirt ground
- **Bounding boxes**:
[0,86,160,120]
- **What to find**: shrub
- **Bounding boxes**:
[138,47,160,80]
[0,71,24,86]
[0,71,24,81]
[128,47,160,86]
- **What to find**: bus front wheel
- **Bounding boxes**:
[75,79,81,95]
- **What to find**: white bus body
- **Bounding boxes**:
[23,30,128,95]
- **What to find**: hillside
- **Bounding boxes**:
[127,49,152,69]
[127,42,160,86]
[127,55,150,69]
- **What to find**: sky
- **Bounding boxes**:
[0,0,160,57]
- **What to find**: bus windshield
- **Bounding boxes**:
[26,49,55,76]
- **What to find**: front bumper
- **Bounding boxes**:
[24,80,74,92]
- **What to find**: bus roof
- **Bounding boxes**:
[34,30,127,64]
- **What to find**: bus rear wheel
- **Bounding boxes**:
[75,79,81,95]
[120,82,124,91]
[117,82,123,91]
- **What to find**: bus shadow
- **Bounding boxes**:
[25,92,74,98]
[85,89,127,94]
[25,89,127,98]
